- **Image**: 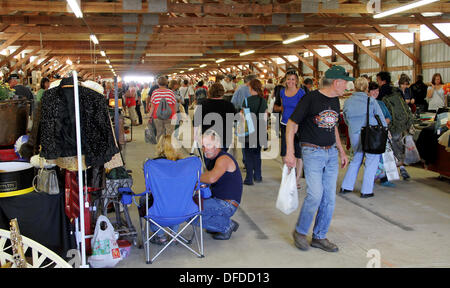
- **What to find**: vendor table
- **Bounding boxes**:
[0,187,76,258]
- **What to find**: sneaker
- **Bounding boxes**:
[339,188,352,194]
[213,220,239,240]
[293,230,309,251]
[380,181,396,188]
[310,238,339,252]
[360,193,374,198]
[399,167,410,180]
[150,235,168,246]
[243,180,254,186]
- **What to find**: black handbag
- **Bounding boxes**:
[361,97,388,154]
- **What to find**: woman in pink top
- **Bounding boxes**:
[148,76,177,140]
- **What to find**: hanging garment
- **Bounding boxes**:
[40,77,119,167]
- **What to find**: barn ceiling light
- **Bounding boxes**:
[100,50,106,57]
[239,50,255,56]
[90,34,99,45]
[146,53,203,56]
[188,68,194,71]
[106,59,110,64]
[282,34,309,45]
[200,64,207,68]
[216,59,225,63]
[67,0,83,18]
[373,0,440,19]
[66,59,73,65]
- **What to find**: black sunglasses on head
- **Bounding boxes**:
[286,70,298,76]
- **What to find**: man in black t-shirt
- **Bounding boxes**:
[193,83,236,151]
[286,65,351,253]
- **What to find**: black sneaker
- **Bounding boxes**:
[399,167,410,180]
[360,193,374,198]
[310,238,339,252]
[339,188,352,194]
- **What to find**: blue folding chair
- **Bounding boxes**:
[133,156,208,264]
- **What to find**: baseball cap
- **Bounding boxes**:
[6,74,19,82]
[324,65,354,81]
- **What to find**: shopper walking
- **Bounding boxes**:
[148,76,177,140]
[340,77,387,198]
[273,69,305,189]
[241,79,268,185]
[286,65,350,253]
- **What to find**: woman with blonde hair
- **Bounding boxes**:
[340,77,387,198]
[142,134,183,245]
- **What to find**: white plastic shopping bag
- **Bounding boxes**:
[403,135,421,165]
[382,142,400,182]
[88,215,122,268]
[276,165,299,215]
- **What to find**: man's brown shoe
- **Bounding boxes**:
[310,238,339,252]
[293,231,309,251]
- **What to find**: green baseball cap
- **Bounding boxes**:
[324,65,354,81]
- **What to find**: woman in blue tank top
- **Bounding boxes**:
[273,69,305,189]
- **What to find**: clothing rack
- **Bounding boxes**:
[72,71,88,268]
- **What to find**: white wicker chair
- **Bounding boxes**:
[0,229,72,268]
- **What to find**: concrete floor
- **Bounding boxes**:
[112,113,450,268]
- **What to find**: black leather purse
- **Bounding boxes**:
[361,97,388,154]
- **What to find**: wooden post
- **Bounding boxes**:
[413,31,422,82]
[313,55,319,80]
[380,38,387,71]
[353,44,360,78]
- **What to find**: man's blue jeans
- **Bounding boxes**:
[200,198,238,233]
[295,144,339,240]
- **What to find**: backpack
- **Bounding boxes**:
[156,97,172,120]
[195,87,207,104]
[382,88,414,135]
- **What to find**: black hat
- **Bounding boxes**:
[6,74,19,82]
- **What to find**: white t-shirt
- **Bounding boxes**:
[221,80,234,96]
[179,86,194,100]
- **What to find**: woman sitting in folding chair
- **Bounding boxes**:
[139,135,182,245]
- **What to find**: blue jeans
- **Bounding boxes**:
[199,198,238,233]
[295,144,339,240]
[150,223,179,237]
[341,150,380,195]
[243,147,262,183]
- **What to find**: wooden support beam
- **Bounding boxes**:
[373,25,418,62]
[313,55,319,80]
[344,33,384,67]
[380,38,387,71]
[265,58,285,74]
[353,44,360,78]
[24,50,50,71]
[413,31,422,81]
[414,14,450,47]
[297,53,317,73]
[33,55,52,71]
[40,57,60,74]
[327,44,357,69]
[278,55,300,74]
[0,33,26,52]
[0,45,29,68]
[251,62,264,74]
[6,48,40,76]
[304,45,332,68]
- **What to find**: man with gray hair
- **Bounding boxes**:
[230,74,257,111]
[285,66,351,253]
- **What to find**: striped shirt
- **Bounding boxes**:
[151,88,177,119]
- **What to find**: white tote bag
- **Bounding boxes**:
[88,215,122,268]
[276,165,299,215]
[382,141,400,182]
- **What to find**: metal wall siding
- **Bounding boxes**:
[422,42,450,63]
[423,68,450,84]
[387,47,413,67]
[359,51,380,70]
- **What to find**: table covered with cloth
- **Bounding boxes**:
[0,175,76,259]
